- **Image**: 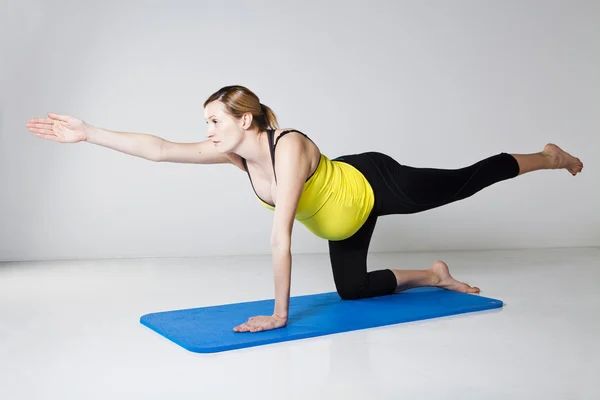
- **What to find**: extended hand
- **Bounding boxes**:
[26,113,88,143]
[233,314,287,333]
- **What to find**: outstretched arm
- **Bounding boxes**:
[233,133,311,332]
[26,112,237,166]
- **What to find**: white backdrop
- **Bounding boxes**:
[1,0,598,262]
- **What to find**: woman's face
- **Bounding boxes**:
[204,101,245,153]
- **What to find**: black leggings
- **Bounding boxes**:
[329,151,520,300]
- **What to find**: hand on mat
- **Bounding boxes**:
[26,113,88,143]
[233,314,287,333]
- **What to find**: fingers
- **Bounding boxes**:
[26,124,55,134]
[234,321,251,332]
[234,316,271,333]
[26,119,55,132]
[234,322,252,332]
[27,118,53,125]
[48,112,70,122]
[35,133,60,142]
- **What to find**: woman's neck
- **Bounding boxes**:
[232,128,270,166]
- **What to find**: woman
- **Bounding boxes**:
[26,85,584,333]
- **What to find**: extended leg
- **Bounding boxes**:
[355,143,582,217]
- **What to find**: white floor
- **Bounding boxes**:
[1,247,599,400]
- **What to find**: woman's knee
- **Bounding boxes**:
[335,282,369,300]
[335,269,397,300]
[337,287,364,300]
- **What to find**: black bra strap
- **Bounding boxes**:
[266,129,277,183]
[267,129,276,166]
[274,129,308,149]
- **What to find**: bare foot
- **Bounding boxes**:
[429,260,480,294]
[542,143,584,176]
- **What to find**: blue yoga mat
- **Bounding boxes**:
[140,288,502,353]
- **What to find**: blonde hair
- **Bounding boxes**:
[203,85,279,131]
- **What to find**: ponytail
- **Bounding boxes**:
[260,103,279,130]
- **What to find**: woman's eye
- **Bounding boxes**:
[212,120,217,124]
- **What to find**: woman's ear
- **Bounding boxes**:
[241,112,254,129]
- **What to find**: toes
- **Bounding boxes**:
[460,284,479,294]
[457,282,480,294]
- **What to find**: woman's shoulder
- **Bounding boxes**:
[272,128,322,170]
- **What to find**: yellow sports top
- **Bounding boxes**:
[242,130,374,241]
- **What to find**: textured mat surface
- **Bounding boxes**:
[140,288,503,353]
